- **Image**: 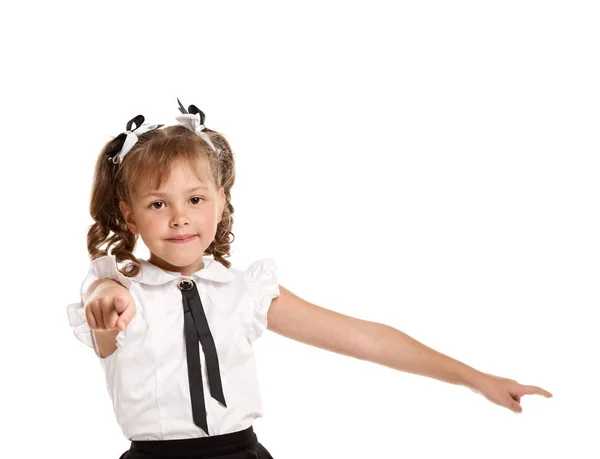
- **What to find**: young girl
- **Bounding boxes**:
[67,99,552,459]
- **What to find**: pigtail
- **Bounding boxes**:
[203,130,236,270]
[86,137,141,277]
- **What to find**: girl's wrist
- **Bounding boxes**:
[467,371,491,394]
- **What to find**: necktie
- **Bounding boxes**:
[178,278,227,435]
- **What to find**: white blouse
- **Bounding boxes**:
[66,255,280,440]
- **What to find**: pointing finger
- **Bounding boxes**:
[103,307,119,330]
[117,301,136,331]
[520,385,553,398]
[114,295,131,314]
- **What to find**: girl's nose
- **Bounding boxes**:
[170,208,190,227]
[172,219,190,227]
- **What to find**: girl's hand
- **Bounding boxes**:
[472,372,553,413]
[85,282,136,333]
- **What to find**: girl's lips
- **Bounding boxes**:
[167,235,197,244]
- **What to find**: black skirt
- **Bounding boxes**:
[119,426,273,459]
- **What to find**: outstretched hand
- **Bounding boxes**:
[472,372,553,413]
[85,283,136,333]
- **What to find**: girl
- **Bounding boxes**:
[67,99,552,459]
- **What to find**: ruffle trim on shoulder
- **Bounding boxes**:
[244,258,280,342]
[80,255,133,299]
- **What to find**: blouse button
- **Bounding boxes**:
[178,278,195,291]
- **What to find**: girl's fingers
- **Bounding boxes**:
[85,306,98,329]
[481,374,552,414]
[506,383,553,413]
[528,386,553,398]
[118,301,136,330]
[96,312,105,330]
[114,295,131,314]
[518,384,553,398]
[103,307,119,330]
[513,403,522,413]
[84,294,134,331]
[114,295,134,331]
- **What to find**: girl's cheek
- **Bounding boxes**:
[140,213,160,229]
[147,215,164,228]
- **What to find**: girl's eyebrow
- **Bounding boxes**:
[142,186,209,199]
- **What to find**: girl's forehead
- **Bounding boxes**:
[133,159,216,197]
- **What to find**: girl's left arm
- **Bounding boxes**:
[267,285,553,413]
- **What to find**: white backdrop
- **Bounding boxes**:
[1,1,597,458]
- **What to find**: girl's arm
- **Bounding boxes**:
[267,286,483,388]
[267,285,552,413]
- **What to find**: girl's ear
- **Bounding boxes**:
[119,200,139,235]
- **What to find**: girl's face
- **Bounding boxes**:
[119,160,225,276]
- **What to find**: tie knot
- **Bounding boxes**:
[178,278,195,291]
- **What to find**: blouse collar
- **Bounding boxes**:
[134,256,235,286]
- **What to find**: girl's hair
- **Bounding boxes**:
[87,125,236,276]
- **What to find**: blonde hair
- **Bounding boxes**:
[87,124,236,276]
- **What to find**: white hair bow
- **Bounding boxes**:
[175,98,218,153]
[109,115,163,164]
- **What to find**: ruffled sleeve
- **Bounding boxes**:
[66,256,133,355]
[244,258,280,343]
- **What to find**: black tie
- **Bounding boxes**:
[178,278,227,435]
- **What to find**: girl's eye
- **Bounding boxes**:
[148,197,204,209]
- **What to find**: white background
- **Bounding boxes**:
[1,1,597,458]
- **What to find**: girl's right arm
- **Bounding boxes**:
[84,279,134,358]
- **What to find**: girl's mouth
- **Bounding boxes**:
[167,235,197,244]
